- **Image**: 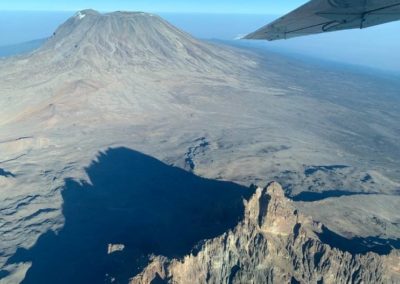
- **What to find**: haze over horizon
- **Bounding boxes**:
[1,8,399,74]
[0,0,305,14]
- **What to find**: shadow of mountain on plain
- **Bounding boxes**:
[318,225,400,255]
[304,165,349,177]
[291,190,376,202]
[0,270,9,279]
[0,168,15,177]
[8,147,253,284]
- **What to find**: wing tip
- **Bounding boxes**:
[242,33,257,40]
[243,31,283,41]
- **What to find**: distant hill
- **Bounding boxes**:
[0,38,46,58]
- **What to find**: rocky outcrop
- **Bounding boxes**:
[131,182,400,284]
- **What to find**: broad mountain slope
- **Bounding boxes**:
[0,9,256,126]
[38,10,245,71]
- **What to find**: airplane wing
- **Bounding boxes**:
[244,0,400,40]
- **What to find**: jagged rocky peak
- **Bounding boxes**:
[244,182,318,237]
[131,182,400,284]
[36,9,252,71]
[246,182,296,232]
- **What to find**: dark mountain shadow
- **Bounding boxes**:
[318,225,400,255]
[0,168,15,177]
[0,270,10,279]
[304,165,349,177]
[7,147,253,284]
[292,190,376,202]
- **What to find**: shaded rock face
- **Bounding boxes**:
[131,183,400,284]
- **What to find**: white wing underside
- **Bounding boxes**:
[245,0,400,40]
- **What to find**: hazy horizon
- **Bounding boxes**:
[0,10,399,74]
[0,0,305,14]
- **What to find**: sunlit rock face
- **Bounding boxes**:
[132,182,400,284]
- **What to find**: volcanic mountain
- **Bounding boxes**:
[8,10,254,72]
[0,10,256,126]
[39,10,254,71]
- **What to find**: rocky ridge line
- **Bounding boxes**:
[131,182,400,284]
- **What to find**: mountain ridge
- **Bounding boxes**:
[131,182,400,284]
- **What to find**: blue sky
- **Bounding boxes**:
[0,0,305,14]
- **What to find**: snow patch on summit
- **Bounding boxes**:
[76,11,86,20]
